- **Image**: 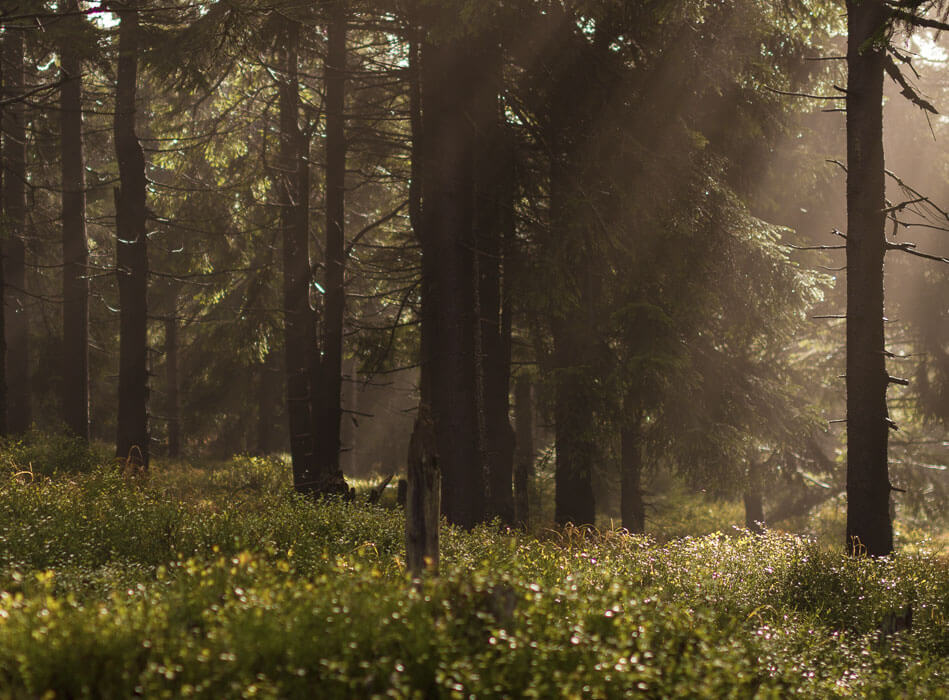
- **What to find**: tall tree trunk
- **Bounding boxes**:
[620,407,645,534]
[340,358,357,473]
[276,20,318,492]
[3,20,30,435]
[418,31,485,528]
[60,0,90,440]
[552,323,596,526]
[0,46,4,436]
[256,349,280,455]
[743,455,765,534]
[114,2,149,467]
[476,44,515,524]
[407,36,429,408]
[845,0,892,556]
[513,375,534,528]
[165,315,180,458]
[311,0,349,495]
[550,144,596,526]
[406,33,441,547]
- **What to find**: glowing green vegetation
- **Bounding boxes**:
[0,455,946,698]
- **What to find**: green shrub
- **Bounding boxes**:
[0,457,946,698]
[0,428,102,477]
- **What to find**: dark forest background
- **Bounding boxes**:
[0,0,946,547]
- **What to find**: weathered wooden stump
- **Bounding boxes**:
[406,403,440,577]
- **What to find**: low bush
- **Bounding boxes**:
[0,452,945,698]
[0,428,102,478]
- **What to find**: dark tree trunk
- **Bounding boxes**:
[114,3,149,467]
[418,32,485,528]
[405,34,440,547]
[845,0,892,556]
[312,0,349,495]
[552,322,597,526]
[165,316,180,458]
[475,45,515,525]
[0,43,4,437]
[620,410,645,534]
[340,358,357,473]
[743,456,765,534]
[276,20,318,492]
[256,349,280,455]
[513,375,534,528]
[60,0,89,440]
[550,146,596,527]
[3,21,30,435]
[406,403,440,576]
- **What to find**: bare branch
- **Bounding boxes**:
[890,7,949,32]
[763,85,844,100]
[884,54,938,113]
[788,244,846,251]
[886,241,949,263]
[883,196,928,213]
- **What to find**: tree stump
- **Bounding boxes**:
[406,403,440,577]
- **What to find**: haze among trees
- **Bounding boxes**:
[1,0,949,695]
[1,0,948,550]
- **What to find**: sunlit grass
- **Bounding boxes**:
[0,439,946,697]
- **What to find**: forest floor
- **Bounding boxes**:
[0,433,946,698]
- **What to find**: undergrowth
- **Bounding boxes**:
[0,443,946,698]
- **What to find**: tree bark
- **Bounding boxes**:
[406,403,440,576]
[620,409,645,534]
[513,375,534,528]
[340,358,357,473]
[60,0,90,440]
[476,43,515,525]
[743,455,764,534]
[550,144,596,526]
[2,20,30,435]
[552,322,597,526]
[114,1,149,468]
[845,0,892,556]
[418,31,485,528]
[165,316,180,458]
[256,349,280,455]
[276,20,318,492]
[0,43,4,436]
[312,0,349,494]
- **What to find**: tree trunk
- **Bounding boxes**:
[418,32,485,528]
[340,358,357,473]
[552,322,597,526]
[312,0,349,495]
[620,410,645,534]
[0,44,4,436]
[513,375,534,528]
[114,2,149,468]
[743,456,765,534]
[476,44,515,525]
[845,0,892,556]
[3,21,30,435]
[550,146,596,527]
[406,403,440,576]
[60,0,90,440]
[256,349,280,455]
[165,316,180,458]
[405,33,439,545]
[276,20,318,492]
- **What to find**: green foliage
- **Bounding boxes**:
[0,429,105,478]
[0,455,946,697]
